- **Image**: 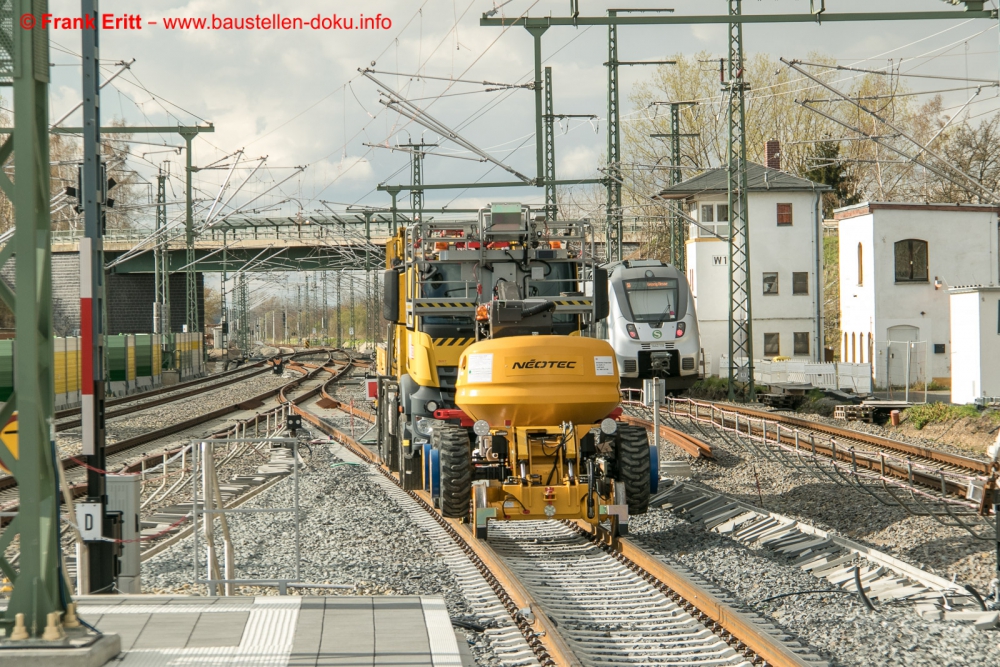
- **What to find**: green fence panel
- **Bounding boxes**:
[107,335,128,382]
[0,340,13,402]
[135,334,153,377]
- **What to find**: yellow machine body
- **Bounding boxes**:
[455,335,619,426]
[456,336,625,526]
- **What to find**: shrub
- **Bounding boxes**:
[905,403,983,430]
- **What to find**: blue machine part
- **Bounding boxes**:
[428,447,441,499]
[649,444,659,495]
[422,443,432,492]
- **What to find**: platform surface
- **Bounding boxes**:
[53,595,463,667]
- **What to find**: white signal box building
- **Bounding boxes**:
[657,160,829,376]
[950,286,1000,404]
[836,202,999,387]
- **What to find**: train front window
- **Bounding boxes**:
[623,278,679,323]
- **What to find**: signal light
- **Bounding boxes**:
[476,304,490,321]
[676,322,686,338]
[626,323,639,340]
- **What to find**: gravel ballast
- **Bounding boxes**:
[141,428,504,666]
[644,407,999,593]
[631,508,1000,667]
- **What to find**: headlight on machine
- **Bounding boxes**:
[425,400,439,413]
[473,419,491,436]
[414,417,434,436]
[600,418,618,435]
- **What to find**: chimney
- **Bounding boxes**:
[766,139,781,171]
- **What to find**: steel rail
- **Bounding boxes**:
[683,398,992,474]
[297,366,813,667]
[52,356,272,421]
[0,350,337,495]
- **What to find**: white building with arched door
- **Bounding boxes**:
[835,202,999,388]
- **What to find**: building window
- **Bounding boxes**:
[777,203,793,226]
[764,333,780,356]
[762,272,779,295]
[792,272,809,295]
[851,332,856,363]
[717,204,729,222]
[794,332,810,356]
[894,239,928,283]
[701,204,715,223]
[857,243,863,285]
[843,332,847,361]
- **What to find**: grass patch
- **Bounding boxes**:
[796,388,838,417]
[904,403,999,430]
[684,377,730,400]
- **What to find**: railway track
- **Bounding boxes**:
[623,396,999,540]
[52,360,276,432]
[294,365,824,667]
[0,350,338,512]
[1,350,354,584]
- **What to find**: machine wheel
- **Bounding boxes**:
[434,424,472,519]
[616,425,651,515]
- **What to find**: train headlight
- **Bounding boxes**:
[473,419,491,436]
[600,418,618,435]
[626,323,639,340]
[675,321,686,338]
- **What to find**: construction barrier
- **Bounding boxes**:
[0,332,204,406]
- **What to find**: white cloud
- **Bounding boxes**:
[558,145,600,180]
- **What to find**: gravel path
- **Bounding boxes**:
[644,408,999,593]
[141,427,502,666]
[631,508,1000,667]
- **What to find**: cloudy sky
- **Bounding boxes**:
[36,1,1000,308]
[43,0,1000,218]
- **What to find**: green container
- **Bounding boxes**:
[107,335,128,382]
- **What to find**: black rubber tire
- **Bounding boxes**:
[434,424,473,518]
[616,424,651,515]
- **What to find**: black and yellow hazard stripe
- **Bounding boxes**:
[432,337,475,347]
[416,302,476,308]
[554,299,593,306]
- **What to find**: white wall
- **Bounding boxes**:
[950,291,982,404]
[951,288,1000,404]
[838,216,876,365]
[839,206,998,384]
[688,190,823,374]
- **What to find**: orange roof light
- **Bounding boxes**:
[475,304,490,321]
[548,241,562,249]
[435,242,449,250]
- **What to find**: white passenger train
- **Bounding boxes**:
[599,259,701,391]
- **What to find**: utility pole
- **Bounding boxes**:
[604,9,676,262]
[236,274,249,353]
[543,67,556,221]
[1,0,68,634]
[181,130,199,335]
[651,101,697,269]
[336,271,343,347]
[153,166,170,333]
[322,271,328,341]
[349,274,356,348]
[80,0,115,596]
[606,10,622,262]
[399,142,436,224]
[220,231,228,352]
[726,0,755,402]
